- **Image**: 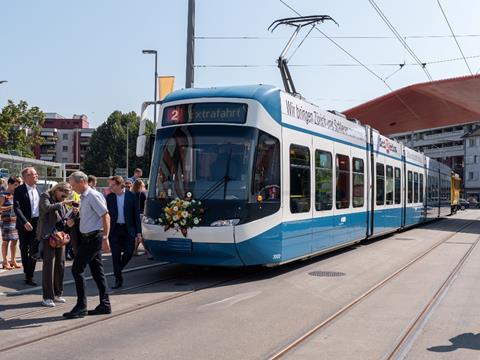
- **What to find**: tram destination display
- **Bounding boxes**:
[163,102,247,126]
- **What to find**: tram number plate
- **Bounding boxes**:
[166,238,193,253]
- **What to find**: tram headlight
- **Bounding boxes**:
[210,219,240,227]
[142,216,156,225]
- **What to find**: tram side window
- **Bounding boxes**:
[352,158,364,207]
[290,144,310,213]
[336,154,350,209]
[386,165,394,205]
[408,171,413,203]
[376,163,385,206]
[315,150,332,211]
[394,167,401,204]
[419,174,424,203]
[414,172,419,203]
[252,132,280,201]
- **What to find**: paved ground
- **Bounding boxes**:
[1,210,480,359]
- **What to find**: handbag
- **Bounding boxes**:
[48,231,70,249]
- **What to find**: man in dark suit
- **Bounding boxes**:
[14,167,40,286]
[106,176,142,289]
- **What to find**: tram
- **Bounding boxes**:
[136,84,452,266]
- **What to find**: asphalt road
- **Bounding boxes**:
[1,210,480,360]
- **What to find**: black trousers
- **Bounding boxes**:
[110,225,135,280]
[18,217,38,279]
[71,231,110,309]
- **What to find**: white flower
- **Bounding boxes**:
[180,220,186,226]
[173,215,179,221]
[182,211,189,218]
[193,218,199,225]
[158,219,163,224]
[192,199,196,203]
[186,192,192,198]
[173,206,179,212]
[182,201,190,208]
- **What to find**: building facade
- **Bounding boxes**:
[389,121,480,182]
[463,128,480,203]
[36,113,93,169]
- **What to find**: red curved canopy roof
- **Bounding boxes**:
[344,74,480,135]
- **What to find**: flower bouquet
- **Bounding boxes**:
[156,192,204,237]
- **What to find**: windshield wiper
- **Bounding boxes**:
[200,148,232,201]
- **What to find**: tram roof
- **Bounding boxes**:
[163,84,282,122]
[343,74,480,136]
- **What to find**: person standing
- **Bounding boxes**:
[106,176,142,289]
[132,179,147,256]
[128,168,143,184]
[63,171,111,319]
[14,167,40,286]
[87,175,97,190]
[1,176,22,270]
[36,182,72,307]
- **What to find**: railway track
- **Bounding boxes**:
[269,215,480,359]
[0,264,268,354]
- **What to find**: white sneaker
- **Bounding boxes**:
[54,296,66,303]
[42,299,56,307]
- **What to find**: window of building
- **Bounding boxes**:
[62,146,68,151]
[386,165,394,205]
[408,171,413,203]
[469,139,476,147]
[419,174,424,203]
[394,167,401,204]
[63,134,69,140]
[352,158,364,208]
[475,155,478,164]
[290,145,310,213]
[315,150,332,211]
[414,172,419,203]
[376,163,385,206]
[468,172,475,180]
[336,154,350,209]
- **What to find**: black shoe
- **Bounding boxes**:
[63,306,87,319]
[111,278,123,289]
[25,278,37,286]
[87,305,112,315]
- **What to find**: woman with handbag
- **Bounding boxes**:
[36,182,73,307]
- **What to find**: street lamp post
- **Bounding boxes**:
[142,50,158,127]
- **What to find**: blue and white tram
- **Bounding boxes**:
[138,84,451,266]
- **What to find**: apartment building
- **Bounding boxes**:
[36,113,93,168]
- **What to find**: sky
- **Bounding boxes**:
[1,0,479,128]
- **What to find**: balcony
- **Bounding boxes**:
[40,130,57,137]
[422,129,465,141]
[423,145,464,158]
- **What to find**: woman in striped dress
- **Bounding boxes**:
[1,176,22,270]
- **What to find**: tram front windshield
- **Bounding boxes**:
[150,125,255,201]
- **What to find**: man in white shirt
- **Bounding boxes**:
[14,167,40,286]
[63,171,111,319]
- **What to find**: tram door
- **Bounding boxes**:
[283,128,313,259]
[332,142,354,245]
[312,137,334,251]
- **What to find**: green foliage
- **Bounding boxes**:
[0,100,45,158]
[83,111,155,177]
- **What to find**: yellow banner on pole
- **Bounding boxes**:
[158,76,175,100]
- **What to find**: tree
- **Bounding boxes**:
[83,111,155,177]
[0,100,45,158]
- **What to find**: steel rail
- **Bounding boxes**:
[268,216,480,359]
